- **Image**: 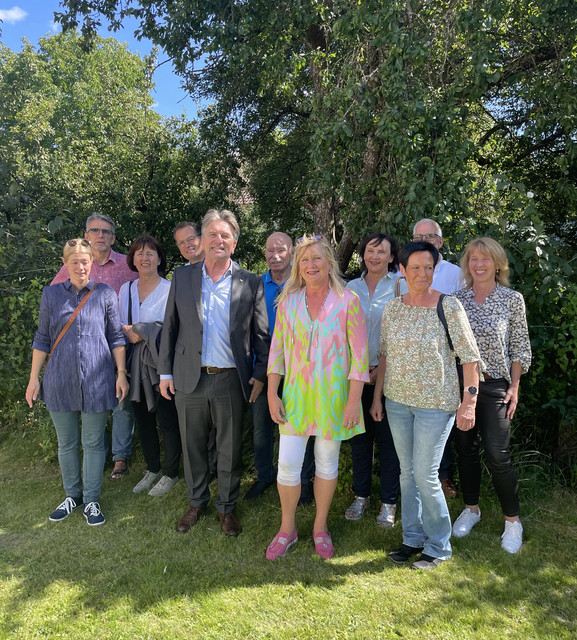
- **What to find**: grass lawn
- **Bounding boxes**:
[0,430,576,639]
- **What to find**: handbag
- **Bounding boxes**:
[48,286,95,361]
[436,293,463,383]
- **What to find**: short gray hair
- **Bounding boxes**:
[201,209,240,241]
[86,213,116,234]
[413,218,442,237]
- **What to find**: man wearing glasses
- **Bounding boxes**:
[51,213,137,480]
[412,218,463,500]
[173,221,205,265]
[412,219,463,294]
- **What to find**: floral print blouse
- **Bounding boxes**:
[455,284,531,383]
[378,296,483,412]
[268,288,369,440]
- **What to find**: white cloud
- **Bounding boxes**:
[0,6,28,24]
[48,20,59,33]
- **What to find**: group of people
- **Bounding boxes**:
[26,212,531,570]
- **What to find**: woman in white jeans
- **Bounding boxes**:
[266,235,369,560]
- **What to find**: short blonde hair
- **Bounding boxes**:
[62,238,93,262]
[460,237,510,288]
[279,235,344,301]
[201,209,240,241]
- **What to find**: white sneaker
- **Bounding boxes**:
[376,503,396,528]
[452,508,481,537]
[501,520,523,553]
[148,475,179,497]
[133,470,162,494]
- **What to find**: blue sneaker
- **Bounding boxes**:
[83,501,106,526]
[49,496,82,522]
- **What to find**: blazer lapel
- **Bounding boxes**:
[229,263,242,328]
[191,263,203,327]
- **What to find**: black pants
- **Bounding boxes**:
[175,369,245,514]
[132,391,182,478]
[349,385,400,504]
[454,378,520,517]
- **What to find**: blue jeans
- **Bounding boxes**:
[111,396,134,462]
[385,399,455,560]
[250,387,315,485]
[50,410,109,504]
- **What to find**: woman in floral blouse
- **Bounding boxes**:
[370,241,483,570]
[452,237,531,554]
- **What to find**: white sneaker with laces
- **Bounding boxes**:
[133,470,162,494]
[148,475,179,497]
[501,520,523,553]
[452,508,481,537]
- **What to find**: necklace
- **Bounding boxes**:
[302,288,331,360]
[305,288,330,322]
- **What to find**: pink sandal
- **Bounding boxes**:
[313,531,334,559]
[266,530,298,560]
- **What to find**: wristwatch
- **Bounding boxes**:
[466,386,478,396]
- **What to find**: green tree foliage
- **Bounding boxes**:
[0,30,212,425]
[56,1,577,255]
[18,1,577,469]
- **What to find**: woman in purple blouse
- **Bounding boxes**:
[26,239,128,526]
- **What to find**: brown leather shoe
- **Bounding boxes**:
[440,478,458,499]
[176,506,205,534]
[218,511,242,537]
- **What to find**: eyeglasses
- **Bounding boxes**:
[296,234,323,245]
[67,239,91,248]
[413,233,440,242]
[87,227,114,236]
[176,234,200,248]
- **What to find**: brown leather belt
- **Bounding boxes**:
[201,366,235,375]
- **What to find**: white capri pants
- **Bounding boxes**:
[278,434,342,486]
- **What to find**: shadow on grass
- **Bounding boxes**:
[1,446,576,638]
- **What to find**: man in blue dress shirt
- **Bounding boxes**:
[159,210,270,536]
[244,232,315,504]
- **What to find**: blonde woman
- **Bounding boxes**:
[453,238,531,553]
[26,239,128,526]
[267,235,369,559]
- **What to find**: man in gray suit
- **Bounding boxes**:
[159,209,270,536]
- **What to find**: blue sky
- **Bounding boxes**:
[0,1,197,119]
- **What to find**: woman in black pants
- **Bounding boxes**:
[344,233,401,527]
[119,235,182,497]
[453,237,531,553]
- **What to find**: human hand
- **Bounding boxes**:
[122,325,143,344]
[268,394,286,424]
[159,378,175,400]
[370,396,383,422]
[456,398,477,431]
[504,384,519,419]
[116,372,129,402]
[343,398,361,429]
[26,378,40,408]
[248,378,264,403]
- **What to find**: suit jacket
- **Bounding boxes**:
[158,261,270,401]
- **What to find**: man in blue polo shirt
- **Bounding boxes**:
[245,232,314,503]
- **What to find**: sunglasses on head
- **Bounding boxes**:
[296,234,323,245]
[67,239,91,248]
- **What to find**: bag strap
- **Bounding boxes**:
[436,293,454,351]
[128,280,133,325]
[394,276,405,298]
[48,286,95,360]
